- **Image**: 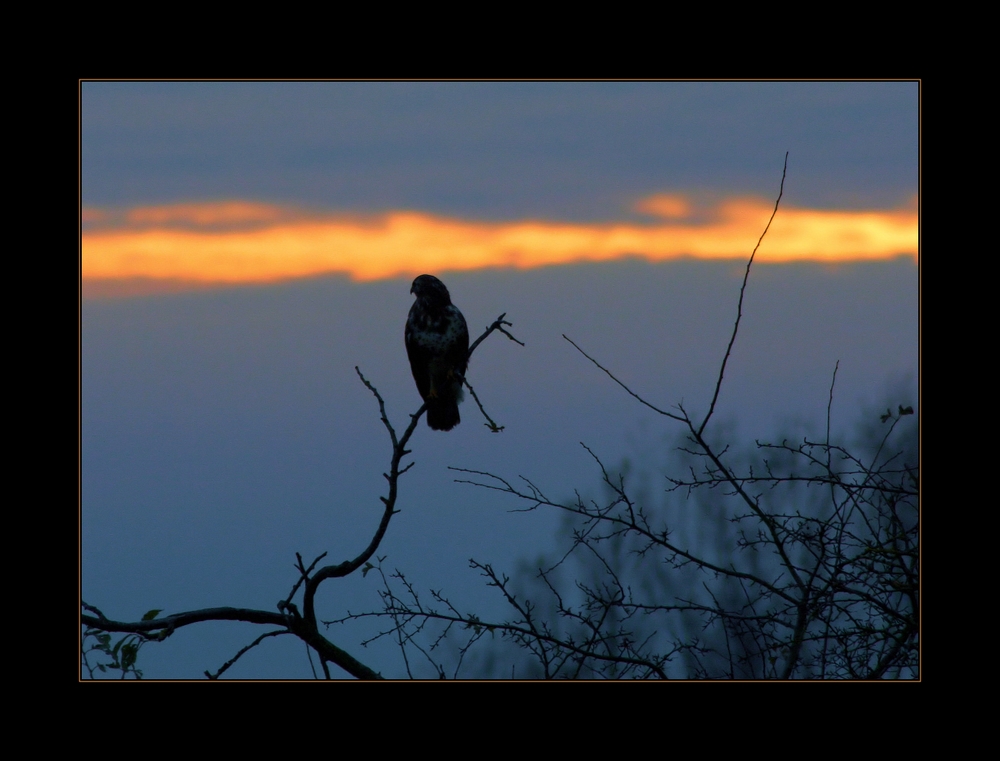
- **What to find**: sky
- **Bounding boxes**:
[80,81,919,678]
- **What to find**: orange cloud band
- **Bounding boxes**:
[82,198,918,287]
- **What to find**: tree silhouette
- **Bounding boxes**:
[82,154,918,679]
[363,379,916,679]
[331,153,919,679]
[81,315,524,680]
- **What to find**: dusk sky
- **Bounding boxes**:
[81,81,918,678]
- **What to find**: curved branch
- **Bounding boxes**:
[82,607,288,635]
[206,630,290,679]
[699,151,788,436]
[561,335,683,421]
[81,606,382,680]
[83,306,517,680]
[305,314,521,618]
[298,313,520,662]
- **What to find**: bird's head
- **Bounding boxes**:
[410,274,452,307]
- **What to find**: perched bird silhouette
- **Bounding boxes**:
[405,275,470,431]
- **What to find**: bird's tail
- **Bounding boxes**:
[427,399,460,431]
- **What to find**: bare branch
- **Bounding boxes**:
[460,313,524,431]
[83,302,518,679]
[700,151,788,436]
[468,313,525,360]
[463,377,504,432]
[562,334,684,421]
[205,630,290,679]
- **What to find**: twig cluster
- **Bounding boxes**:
[361,153,919,679]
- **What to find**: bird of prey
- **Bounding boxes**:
[405,275,470,431]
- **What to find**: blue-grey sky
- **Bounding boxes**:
[81,82,919,679]
[83,81,917,216]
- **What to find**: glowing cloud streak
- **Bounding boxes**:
[82,197,917,295]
